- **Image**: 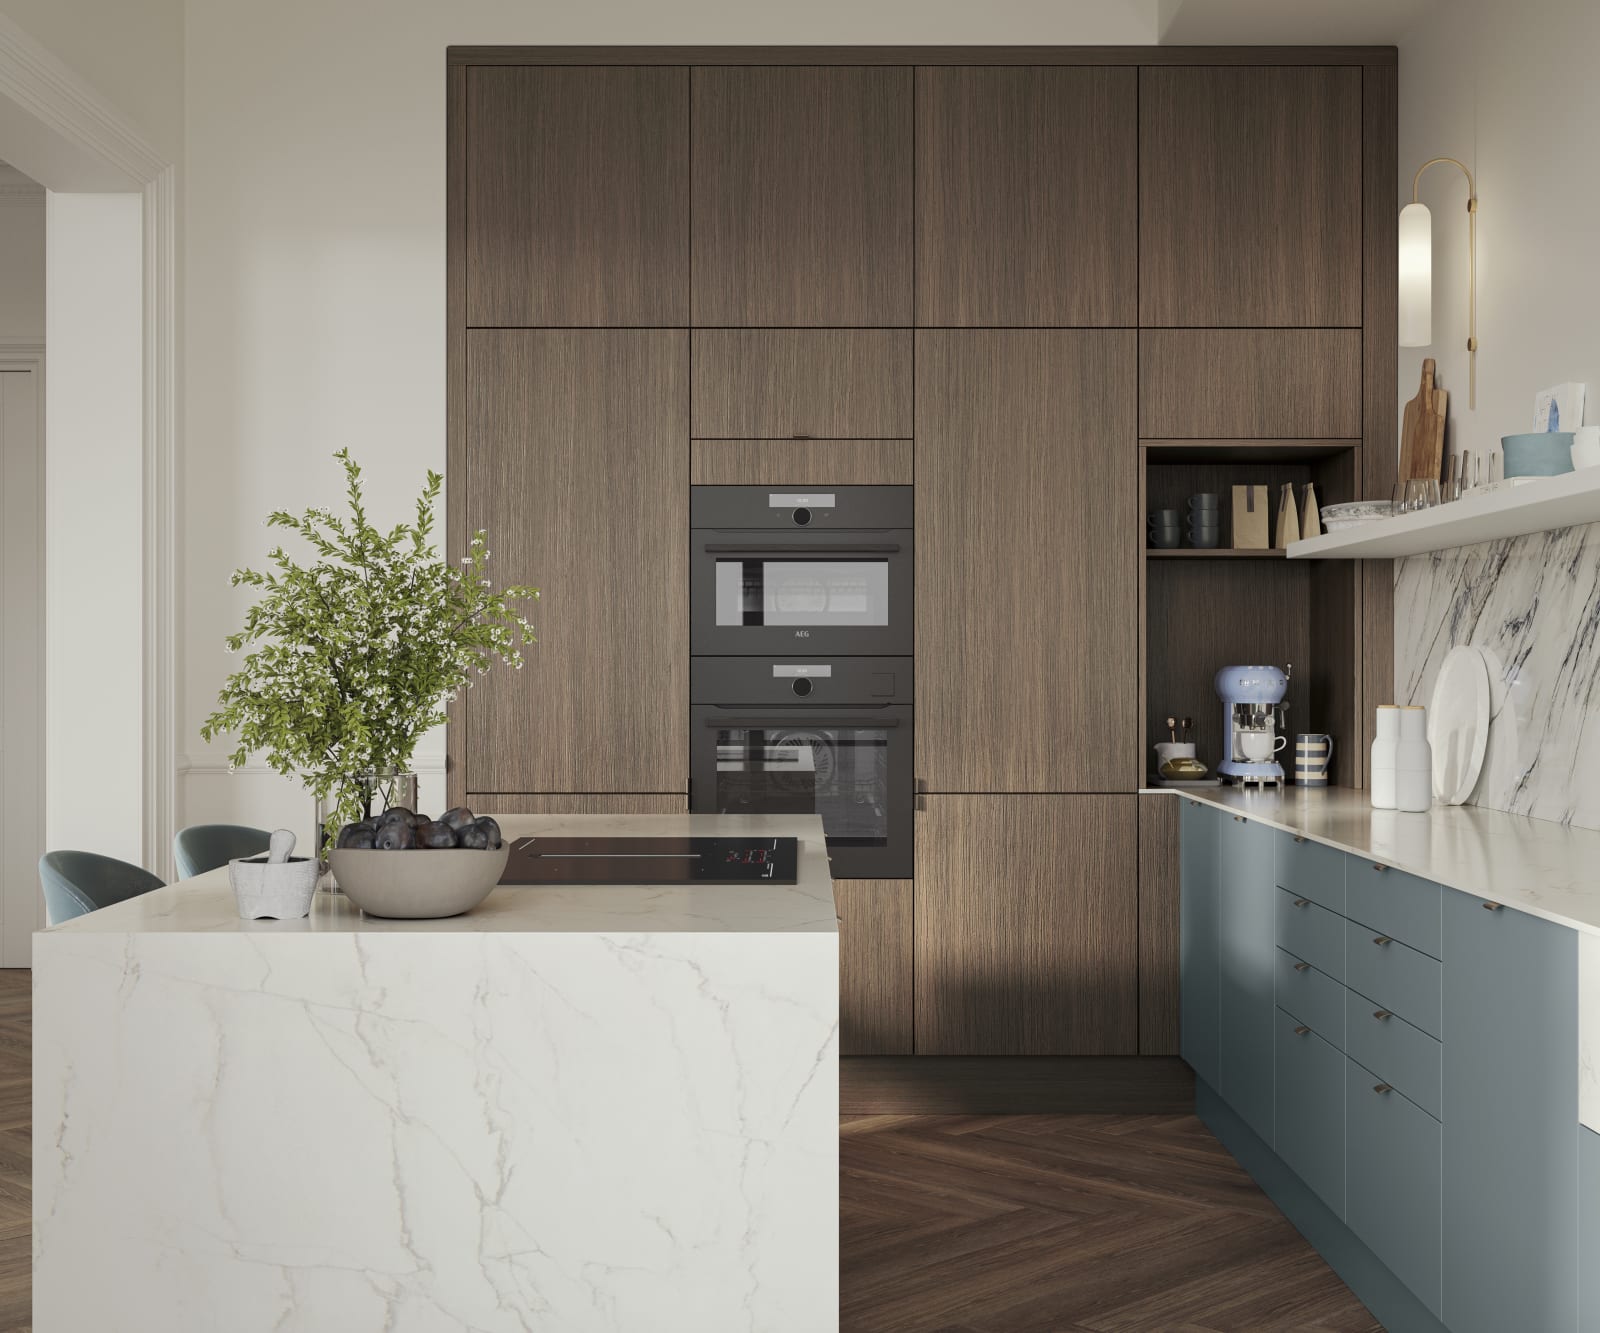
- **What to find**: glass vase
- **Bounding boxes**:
[315,770,418,891]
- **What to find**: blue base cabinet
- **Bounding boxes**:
[1582,1127,1600,1333]
[1218,813,1276,1145]
[1274,1008,1344,1214]
[1180,799,1221,1088]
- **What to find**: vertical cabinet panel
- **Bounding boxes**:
[1218,814,1276,1144]
[916,67,1136,326]
[1276,1013,1345,1217]
[1139,65,1362,327]
[691,66,913,327]
[1582,1128,1600,1333]
[461,330,688,793]
[1138,793,1181,1055]
[914,796,1137,1055]
[916,331,1138,792]
[836,880,913,1055]
[1443,895,1579,1333]
[1180,799,1222,1087]
[465,67,688,327]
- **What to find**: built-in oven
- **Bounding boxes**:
[690,657,913,879]
[690,486,913,657]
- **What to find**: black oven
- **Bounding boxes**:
[690,657,913,879]
[690,486,913,657]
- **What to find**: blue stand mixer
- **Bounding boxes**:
[1215,664,1291,787]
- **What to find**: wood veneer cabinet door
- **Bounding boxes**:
[462,330,687,793]
[465,66,688,327]
[916,330,1138,792]
[916,66,1136,327]
[914,795,1138,1055]
[1140,66,1362,327]
[836,879,913,1055]
[691,66,913,326]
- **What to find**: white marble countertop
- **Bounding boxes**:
[44,813,838,936]
[1145,785,1600,937]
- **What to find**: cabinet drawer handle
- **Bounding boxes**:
[1234,815,1246,823]
[1373,1009,1392,1021]
[1292,897,1310,908]
[1373,1083,1393,1095]
[1293,835,1307,843]
[1293,961,1311,973]
[1373,935,1392,946]
[1483,901,1503,911]
[1373,863,1388,872]
[1294,1025,1311,1036]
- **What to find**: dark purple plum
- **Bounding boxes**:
[473,816,503,850]
[374,820,416,850]
[440,806,476,831]
[417,820,458,849]
[335,823,376,850]
[456,823,490,851]
[378,806,414,827]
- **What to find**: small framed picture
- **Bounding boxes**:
[1534,382,1585,432]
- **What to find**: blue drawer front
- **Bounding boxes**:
[1276,888,1344,980]
[1344,987,1441,1120]
[1274,830,1346,913]
[1274,947,1344,1047]
[1275,1007,1345,1216]
[1344,920,1442,1038]
[1347,1057,1443,1317]
[1583,1127,1600,1333]
[1346,860,1442,959]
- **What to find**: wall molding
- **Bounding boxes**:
[0,17,178,877]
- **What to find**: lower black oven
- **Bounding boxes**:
[690,657,913,879]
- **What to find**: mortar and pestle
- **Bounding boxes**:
[229,829,319,920]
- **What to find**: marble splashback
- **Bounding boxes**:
[1395,521,1600,830]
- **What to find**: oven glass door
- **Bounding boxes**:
[692,706,911,878]
[714,558,890,627]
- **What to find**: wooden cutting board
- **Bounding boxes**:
[1400,358,1449,482]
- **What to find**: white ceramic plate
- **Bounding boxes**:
[1428,645,1491,804]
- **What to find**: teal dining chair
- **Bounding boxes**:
[38,851,164,927]
[172,824,271,879]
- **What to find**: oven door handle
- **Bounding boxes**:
[701,542,902,555]
[704,716,901,729]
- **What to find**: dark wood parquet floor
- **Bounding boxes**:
[842,1113,1382,1333]
[0,973,1375,1332]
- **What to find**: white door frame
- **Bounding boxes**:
[0,16,177,876]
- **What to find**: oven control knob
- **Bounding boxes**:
[791,507,811,526]
[792,677,814,697]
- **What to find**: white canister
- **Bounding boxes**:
[1396,705,1433,813]
[1370,706,1399,809]
[1573,425,1600,470]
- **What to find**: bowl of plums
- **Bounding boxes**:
[328,806,508,919]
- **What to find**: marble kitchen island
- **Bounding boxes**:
[33,814,839,1333]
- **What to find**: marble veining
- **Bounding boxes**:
[1395,521,1600,830]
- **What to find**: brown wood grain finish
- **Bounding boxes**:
[461,330,687,793]
[916,331,1139,793]
[916,66,1136,327]
[1140,329,1363,439]
[1138,793,1180,1056]
[689,438,912,486]
[465,794,687,814]
[840,1056,1193,1114]
[914,795,1139,1055]
[1308,560,1360,786]
[1140,66,1362,327]
[447,65,469,808]
[465,67,688,327]
[836,880,914,1056]
[691,66,912,327]
[691,329,912,438]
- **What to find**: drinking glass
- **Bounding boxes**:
[1392,479,1441,514]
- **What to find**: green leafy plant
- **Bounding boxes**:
[200,448,538,840]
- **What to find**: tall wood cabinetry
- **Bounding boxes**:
[449,47,1397,1071]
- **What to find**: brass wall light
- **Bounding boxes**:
[1398,156,1478,408]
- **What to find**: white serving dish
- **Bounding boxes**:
[329,845,511,919]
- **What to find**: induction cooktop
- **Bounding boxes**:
[499,836,799,886]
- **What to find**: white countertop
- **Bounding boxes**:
[43,813,838,936]
[1146,785,1600,937]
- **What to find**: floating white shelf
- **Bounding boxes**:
[1288,466,1600,560]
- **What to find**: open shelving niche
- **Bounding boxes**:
[1140,439,1362,783]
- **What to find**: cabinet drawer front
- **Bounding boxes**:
[1345,988,1441,1119]
[1346,860,1442,959]
[1347,1058,1443,1316]
[1275,948,1344,1047]
[1276,889,1344,980]
[1345,921,1442,1037]
[1275,1008,1345,1216]
[1274,831,1345,913]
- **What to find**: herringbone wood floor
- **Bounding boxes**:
[0,972,1375,1332]
[842,1114,1382,1332]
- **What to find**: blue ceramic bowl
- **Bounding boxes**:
[1502,432,1574,478]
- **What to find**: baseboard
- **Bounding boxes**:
[1196,1081,1448,1333]
[841,1056,1194,1114]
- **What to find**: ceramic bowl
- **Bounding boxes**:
[1502,432,1575,478]
[329,845,510,919]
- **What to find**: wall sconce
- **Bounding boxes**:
[1398,156,1478,408]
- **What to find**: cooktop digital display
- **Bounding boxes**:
[499,836,799,886]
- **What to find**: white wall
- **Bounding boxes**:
[180,0,1156,843]
[44,192,143,862]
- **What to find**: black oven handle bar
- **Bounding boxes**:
[701,542,902,555]
[704,716,901,729]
